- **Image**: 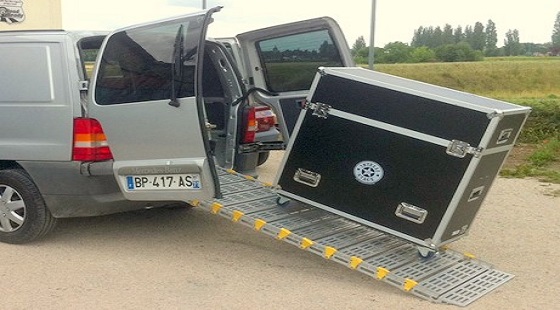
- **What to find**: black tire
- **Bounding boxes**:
[257,152,270,167]
[0,169,57,244]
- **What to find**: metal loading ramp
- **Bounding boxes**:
[190,168,514,307]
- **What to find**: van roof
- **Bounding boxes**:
[0,29,108,35]
[0,30,109,42]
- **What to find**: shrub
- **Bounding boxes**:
[410,46,436,63]
[435,43,482,62]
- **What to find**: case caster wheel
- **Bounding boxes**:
[276,196,290,207]
[417,246,437,259]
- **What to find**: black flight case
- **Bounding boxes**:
[274,67,531,252]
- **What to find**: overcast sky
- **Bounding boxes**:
[61,0,559,47]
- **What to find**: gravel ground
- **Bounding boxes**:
[1,151,558,309]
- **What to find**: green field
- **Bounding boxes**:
[372,57,560,184]
[375,57,560,99]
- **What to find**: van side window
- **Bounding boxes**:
[257,30,343,92]
[94,22,198,105]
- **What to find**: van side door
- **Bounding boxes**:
[236,17,354,141]
[88,8,221,202]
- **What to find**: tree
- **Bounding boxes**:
[470,22,486,51]
[485,19,499,56]
[454,25,464,43]
[351,36,367,55]
[435,42,482,62]
[464,25,474,47]
[442,24,455,45]
[411,26,425,47]
[552,12,560,55]
[485,20,498,49]
[504,29,522,56]
[381,41,413,63]
[432,26,444,48]
[523,43,549,55]
[351,36,369,63]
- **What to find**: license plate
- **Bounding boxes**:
[125,174,201,190]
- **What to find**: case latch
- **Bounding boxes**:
[446,140,483,158]
[306,102,331,119]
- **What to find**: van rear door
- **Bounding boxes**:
[88,8,221,202]
[235,17,354,141]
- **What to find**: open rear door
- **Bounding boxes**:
[236,17,354,141]
[88,8,221,202]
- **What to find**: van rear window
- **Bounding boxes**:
[94,21,198,105]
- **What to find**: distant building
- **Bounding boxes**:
[0,0,61,30]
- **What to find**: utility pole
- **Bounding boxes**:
[203,0,207,9]
[368,0,376,70]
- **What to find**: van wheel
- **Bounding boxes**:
[0,169,57,244]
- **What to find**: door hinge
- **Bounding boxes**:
[446,140,483,158]
[305,102,331,119]
[238,141,286,153]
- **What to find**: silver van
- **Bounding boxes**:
[0,7,352,243]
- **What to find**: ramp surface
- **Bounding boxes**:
[190,168,513,307]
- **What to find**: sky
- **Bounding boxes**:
[61,0,560,47]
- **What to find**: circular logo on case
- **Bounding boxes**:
[354,161,384,185]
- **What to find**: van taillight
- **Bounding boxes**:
[72,118,113,161]
[243,107,258,143]
[255,106,277,132]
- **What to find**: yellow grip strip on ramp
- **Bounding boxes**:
[232,210,244,222]
[404,279,418,292]
[464,252,476,259]
[277,228,292,240]
[211,202,223,214]
[254,219,267,231]
[300,238,314,249]
[376,267,390,280]
[245,175,255,181]
[350,256,363,269]
[324,246,338,259]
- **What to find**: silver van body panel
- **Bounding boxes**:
[0,32,77,161]
[19,161,174,217]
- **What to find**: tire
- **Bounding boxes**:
[257,152,270,167]
[0,169,57,244]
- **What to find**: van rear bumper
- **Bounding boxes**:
[18,161,177,217]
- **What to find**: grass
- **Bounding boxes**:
[374,57,560,99]
[500,139,560,183]
[370,57,560,183]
